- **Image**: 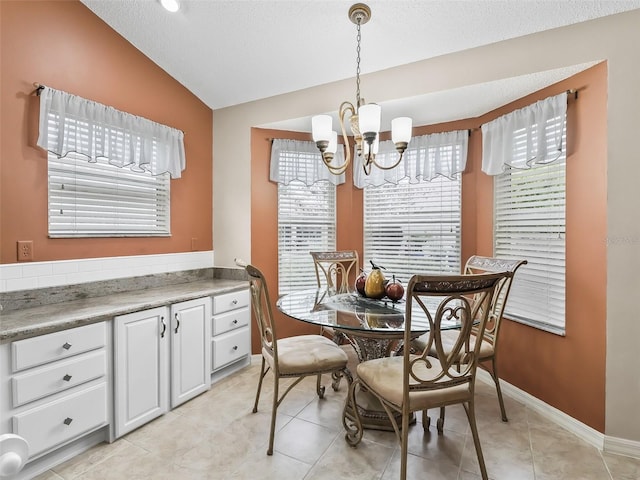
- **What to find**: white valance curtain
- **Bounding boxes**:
[270,138,345,186]
[37,86,186,178]
[353,130,468,189]
[481,92,567,175]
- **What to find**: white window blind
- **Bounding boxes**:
[274,140,336,295]
[363,175,462,283]
[38,86,181,238]
[48,152,170,237]
[493,115,566,335]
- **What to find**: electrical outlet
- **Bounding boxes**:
[17,241,33,262]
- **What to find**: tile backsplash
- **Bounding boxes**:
[0,251,214,292]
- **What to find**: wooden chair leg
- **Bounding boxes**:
[491,357,508,422]
[464,400,488,480]
[253,356,267,413]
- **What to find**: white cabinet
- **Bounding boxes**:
[114,306,169,438]
[114,297,211,438]
[211,289,251,378]
[1,322,109,461]
[170,298,211,407]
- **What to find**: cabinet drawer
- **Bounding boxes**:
[212,307,250,336]
[12,322,106,372]
[12,350,107,407]
[212,327,250,371]
[213,289,250,315]
[13,382,108,458]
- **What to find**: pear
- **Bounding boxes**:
[364,261,386,299]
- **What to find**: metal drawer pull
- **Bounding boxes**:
[63,374,72,382]
[63,417,73,426]
[233,345,238,351]
[62,342,72,350]
[160,317,166,338]
[232,319,238,324]
[232,299,238,305]
[174,313,180,334]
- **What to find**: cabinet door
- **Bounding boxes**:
[170,297,211,408]
[114,306,169,438]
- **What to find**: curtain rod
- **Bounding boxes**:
[467,88,578,134]
[260,88,579,141]
[33,82,44,96]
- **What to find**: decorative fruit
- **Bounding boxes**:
[385,275,405,302]
[364,261,386,299]
[355,269,367,296]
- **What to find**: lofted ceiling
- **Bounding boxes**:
[81,0,640,129]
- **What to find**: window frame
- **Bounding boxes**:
[493,118,567,335]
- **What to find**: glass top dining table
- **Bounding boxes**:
[277,287,463,431]
[276,288,461,362]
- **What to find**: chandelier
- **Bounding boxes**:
[311,3,412,176]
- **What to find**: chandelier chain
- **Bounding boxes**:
[356,21,361,108]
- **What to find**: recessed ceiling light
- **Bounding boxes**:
[160,0,180,13]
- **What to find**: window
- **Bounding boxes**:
[273,140,339,295]
[364,177,461,282]
[493,112,566,335]
[48,152,170,237]
[362,131,467,283]
[37,86,184,238]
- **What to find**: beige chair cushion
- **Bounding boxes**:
[263,335,348,375]
[356,355,471,412]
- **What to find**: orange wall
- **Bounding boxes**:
[474,64,607,432]
[250,64,606,432]
[250,128,363,353]
[0,0,213,264]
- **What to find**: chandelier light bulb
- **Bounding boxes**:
[312,115,333,143]
[327,131,338,154]
[391,117,413,144]
[358,104,381,135]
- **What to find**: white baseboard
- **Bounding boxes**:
[604,435,640,459]
[476,369,640,460]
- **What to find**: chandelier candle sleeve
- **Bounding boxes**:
[312,115,333,147]
[358,104,382,139]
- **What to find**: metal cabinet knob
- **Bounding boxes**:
[232,319,238,324]
[233,345,238,351]
[232,299,238,305]
[63,374,72,382]
[62,342,72,350]
[63,417,73,426]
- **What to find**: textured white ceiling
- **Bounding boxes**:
[81,0,640,125]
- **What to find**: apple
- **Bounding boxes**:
[385,275,404,302]
[355,270,367,296]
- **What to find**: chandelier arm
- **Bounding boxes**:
[362,155,372,176]
[370,151,405,171]
[338,101,356,173]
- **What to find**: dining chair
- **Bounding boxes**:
[343,272,509,480]
[310,250,359,293]
[310,250,359,343]
[243,263,352,455]
[415,255,527,423]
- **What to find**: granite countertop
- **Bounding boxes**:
[0,278,248,343]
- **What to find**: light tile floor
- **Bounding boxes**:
[35,352,640,480]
